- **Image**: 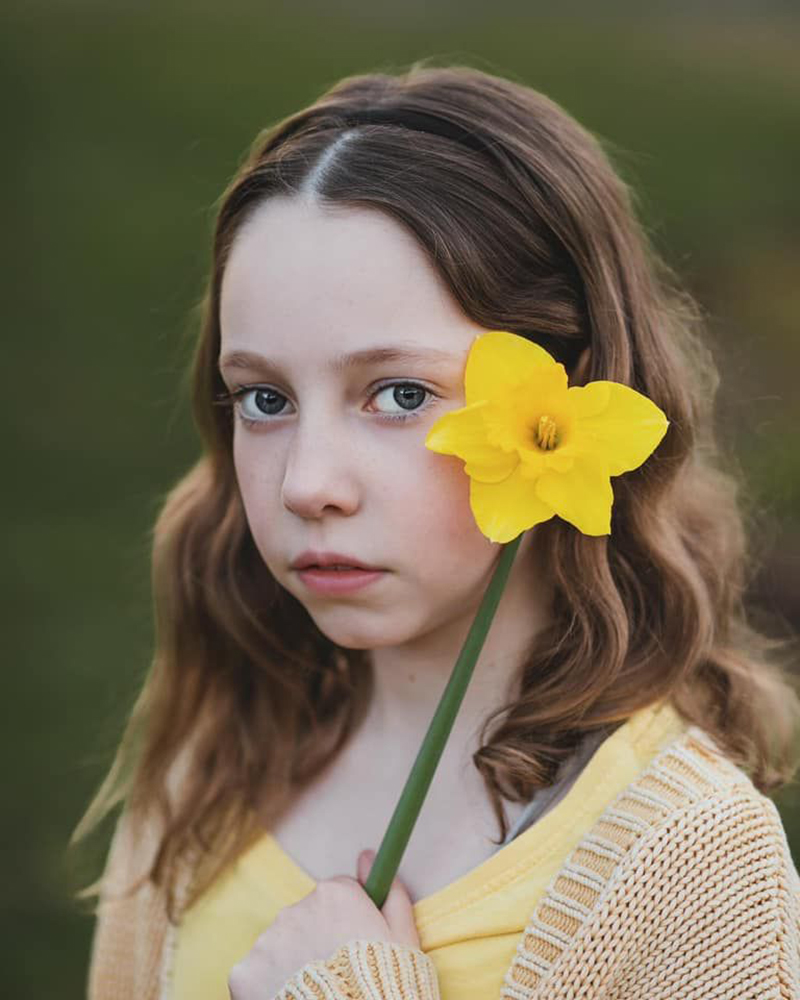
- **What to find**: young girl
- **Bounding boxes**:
[75,63,800,999]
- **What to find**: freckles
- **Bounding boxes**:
[234,435,280,488]
[432,455,472,517]
[420,455,485,548]
[424,450,468,492]
[233,457,279,538]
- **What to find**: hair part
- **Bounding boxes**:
[72,61,800,920]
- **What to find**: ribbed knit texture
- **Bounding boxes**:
[499,731,800,999]
[87,725,800,999]
[273,941,441,1000]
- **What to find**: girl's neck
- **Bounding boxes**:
[361,539,553,756]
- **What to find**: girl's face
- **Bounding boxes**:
[219,196,525,651]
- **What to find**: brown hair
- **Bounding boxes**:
[72,61,800,920]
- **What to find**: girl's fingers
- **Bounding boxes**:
[379,873,421,948]
[357,849,373,885]
[357,849,421,948]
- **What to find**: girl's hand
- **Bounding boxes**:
[228,849,421,1000]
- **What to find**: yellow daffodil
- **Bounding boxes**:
[425,331,669,542]
[364,330,669,912]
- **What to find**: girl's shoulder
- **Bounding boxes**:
[87,745,197,1000]
[501,722,800,998]
[87,803,173,999]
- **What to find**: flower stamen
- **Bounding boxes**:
[535,414,558,450]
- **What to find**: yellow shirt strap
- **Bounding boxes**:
[272,939,441,1000]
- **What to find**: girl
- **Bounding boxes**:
[75,63,800,999]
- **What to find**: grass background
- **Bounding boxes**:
[3,3,799,994]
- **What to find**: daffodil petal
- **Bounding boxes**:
[535,455,613,535]
[568,381,611,418]
[544,449,575,473]
[470,465,555,543]
[463,458,518,483]
[568,381,669,476]
[517,447,545,479]
[465,331,565,405]
[425,401,517,483]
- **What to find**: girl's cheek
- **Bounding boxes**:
[420,457,487,552]
[429,455,472,515]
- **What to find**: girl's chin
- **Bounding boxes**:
[317,627,406,651]
[309,613,421,652]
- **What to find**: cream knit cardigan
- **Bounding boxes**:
[87,725,800,999]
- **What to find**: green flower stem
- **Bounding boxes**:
[363,532,524,910]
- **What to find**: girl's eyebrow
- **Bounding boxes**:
[218,345,462,376]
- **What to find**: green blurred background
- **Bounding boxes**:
[3,3,799,995]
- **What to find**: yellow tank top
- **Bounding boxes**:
[170,699,687,999]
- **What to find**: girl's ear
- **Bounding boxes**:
[569,345,592,385]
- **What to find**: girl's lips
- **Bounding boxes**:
[296,567,386,595]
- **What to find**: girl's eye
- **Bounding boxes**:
[369,382,434,420]
[213,380,436,427]
[239,387,292,422]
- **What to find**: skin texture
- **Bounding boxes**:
[218,195,554,986]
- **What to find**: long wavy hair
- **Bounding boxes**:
[72,62,800,920]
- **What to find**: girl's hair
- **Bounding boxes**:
[72,61,800,920]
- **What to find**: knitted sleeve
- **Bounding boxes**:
[270,939,441,1000]
[87,805,171,1000]
[531,787,800,999]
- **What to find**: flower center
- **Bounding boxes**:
[534,413,559,450]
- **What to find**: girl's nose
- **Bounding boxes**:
[280,421,360,520]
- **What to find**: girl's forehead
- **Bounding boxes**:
[219,197,485,365]
[223,196,433,304]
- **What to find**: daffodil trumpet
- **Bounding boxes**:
[363,330,669,910]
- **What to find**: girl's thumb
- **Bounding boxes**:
[381,872,421,948]
[357,849,375,886]
[357,850,421,948]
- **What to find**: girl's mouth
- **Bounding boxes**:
[295,566,386,595]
